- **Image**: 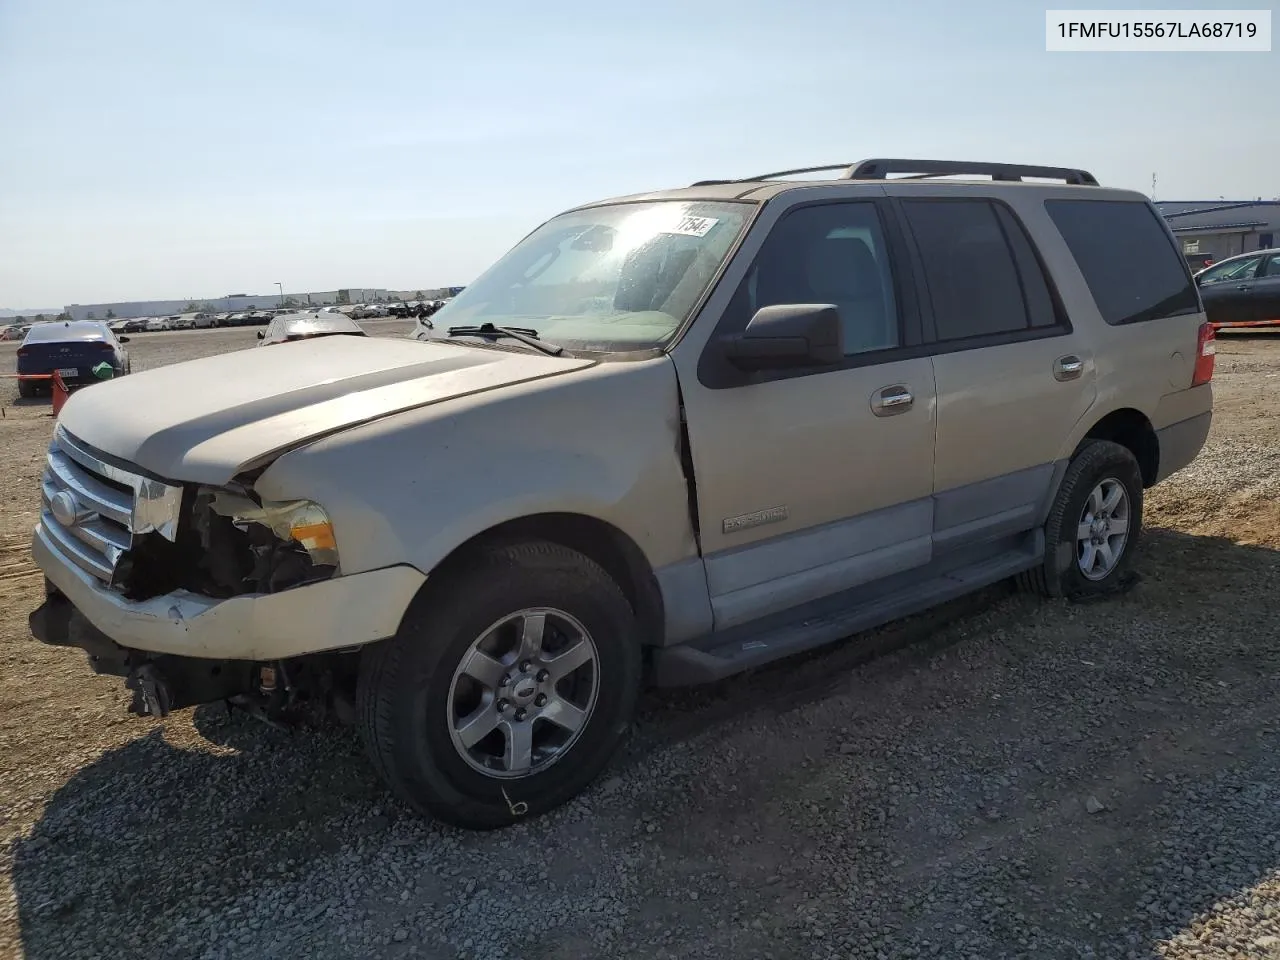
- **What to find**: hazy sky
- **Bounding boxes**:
[0,0,1275,308]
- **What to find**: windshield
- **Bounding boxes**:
[418,200,753,352]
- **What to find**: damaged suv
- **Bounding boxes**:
[30,159,1214,829]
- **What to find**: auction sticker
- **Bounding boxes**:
[667,215,719,238]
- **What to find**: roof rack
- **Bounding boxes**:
[692,158,1098,187]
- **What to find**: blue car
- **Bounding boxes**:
[15,321,132,399]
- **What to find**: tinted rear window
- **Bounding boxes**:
[1045,199,1200,325]
[25,323,106,341]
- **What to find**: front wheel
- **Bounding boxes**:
[1020,439,1144,599]
[357,541,642,829]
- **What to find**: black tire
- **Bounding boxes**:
[17,379,36,399]
[1019,439,1143,599]
[357,540,642,829]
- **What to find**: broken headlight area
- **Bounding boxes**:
[115,487,339,601]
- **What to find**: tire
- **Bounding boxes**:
[1019,439,1143,599]
[357,540,642,829]
[17,379,36,399]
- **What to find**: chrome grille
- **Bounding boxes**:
[38,427,183,584]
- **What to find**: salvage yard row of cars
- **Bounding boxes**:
[90,299,452,336]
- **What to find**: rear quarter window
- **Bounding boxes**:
[1045,199,1200,325]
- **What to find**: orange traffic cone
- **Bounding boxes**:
[51,372,68,418]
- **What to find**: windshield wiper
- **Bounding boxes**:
[445,322,565,356]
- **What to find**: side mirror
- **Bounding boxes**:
[720,304,844,372]
[256,330,265,339]
[118,336,130,343]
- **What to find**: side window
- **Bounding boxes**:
[901,199,1054,341]
[1045,199,1200,325]
[734,202,900,356]
[1262,253,1280,278]
[1197,256,1262,285]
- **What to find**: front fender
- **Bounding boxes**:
[253,357,696,581]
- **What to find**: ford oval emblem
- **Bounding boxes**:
[49,491,79,527]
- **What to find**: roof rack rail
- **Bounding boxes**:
[690,159,1098,187]
[848,158,1098,185]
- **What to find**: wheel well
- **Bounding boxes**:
[1082,409,1159,486]
[434,513,666,646]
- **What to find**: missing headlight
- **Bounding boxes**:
[114,488,339,600]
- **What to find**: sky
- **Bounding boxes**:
[0,0,1275,309]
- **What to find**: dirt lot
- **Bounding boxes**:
[1,328,1279,960]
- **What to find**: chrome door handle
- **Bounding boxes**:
[1237,283,1252,290]
[871,385,913,416]
[1054,355,1084,381]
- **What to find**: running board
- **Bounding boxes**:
[651,546,1039,686]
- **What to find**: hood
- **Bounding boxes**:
[58,336,594,484]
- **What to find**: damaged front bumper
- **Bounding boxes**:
[32,524,426,661]
[29,585,260,714]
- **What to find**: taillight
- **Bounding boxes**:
[95,341,114,350]
[16,347,28,358]
[1192,322,1215,386]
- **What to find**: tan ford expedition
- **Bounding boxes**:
[29,159,1214,829]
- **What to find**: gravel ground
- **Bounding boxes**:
[1,329,1278,960]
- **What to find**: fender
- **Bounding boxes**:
[253,356,699,584]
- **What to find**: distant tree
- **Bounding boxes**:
[414,291,424,300]
[34,314,47,322]
[56,312,72,322]
[283,297,301,308]
[183,302,200,312]
[85,312,96,320]
[105,309,116,319]
[14,315,26,324]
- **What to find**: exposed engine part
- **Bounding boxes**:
[259,665,278,695]
[126,663,173,718]
[114,487,336,601]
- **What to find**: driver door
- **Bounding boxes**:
[1198,254,1263,325]
[673,195,937,630]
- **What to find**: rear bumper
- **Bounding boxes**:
[1155,411,1212,483]
[32,524,427,660]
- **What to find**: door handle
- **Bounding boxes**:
[871,385,913,417]
[1054,355,1085,381]
[1237,283,1252,291]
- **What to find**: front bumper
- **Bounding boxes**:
[32,524,426,661]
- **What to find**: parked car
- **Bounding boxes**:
[122,317,151,333]
[28,158,1213,830]
[108,319,132,334]
[257,312,369,346]
[192,313,215,329]
[225,313,250,327]
[15,320,130,398]
[1194,247,1280,328]
[145,317,171,331]
[173,316,196,330]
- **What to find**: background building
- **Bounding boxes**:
[1157,201,1280,265]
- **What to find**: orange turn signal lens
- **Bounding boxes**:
[290,521,336,552]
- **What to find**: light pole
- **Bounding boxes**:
[276,282,284,308]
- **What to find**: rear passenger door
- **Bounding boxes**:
[889,192,1097,554]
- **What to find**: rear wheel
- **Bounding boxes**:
[357,541,641,829]
[17,379,36,399]
[1019,439,1143,598]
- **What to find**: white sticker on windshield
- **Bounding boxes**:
[666,215,720,238]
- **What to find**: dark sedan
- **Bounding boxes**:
[16,321,131,398]
[1195,248,1280,328]
[256,311,368,346]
